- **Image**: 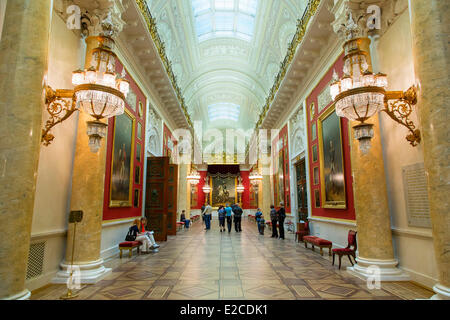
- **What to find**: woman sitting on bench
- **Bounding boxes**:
[129,219,153,254]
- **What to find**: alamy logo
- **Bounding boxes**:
[66,265,81,290]
[366,265,381,289]
[66,5,81,30]
[366,5,381,30]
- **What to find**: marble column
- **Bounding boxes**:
[53,36,111,284]
[346,38,409,281]
[0,0,52,299]
[260,161,272,219]
[409,0,450,300]
[177,163,190,219]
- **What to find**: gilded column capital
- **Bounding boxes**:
[53,0,126,39]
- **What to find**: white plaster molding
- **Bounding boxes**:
[102,217,137,228]
[1,289,31,300]
[431,284,450,300]
[30,229,68,241]
[309,217,357,227]
[391,227,433,240]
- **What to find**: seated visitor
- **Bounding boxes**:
[128,219,152,254]
[140,217,160,249]
[180,210,186,222]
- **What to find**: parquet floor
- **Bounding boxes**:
[31,219,434,300]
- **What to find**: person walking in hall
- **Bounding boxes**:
[277,202,286,240]
[270,204,278,238]
[232,203,243,232]
[201,204,206,226]
[140,217,160,249]
[225,203,233,233]
[218,205,226,232]
[203,203,212,230]
[255,208,263,234]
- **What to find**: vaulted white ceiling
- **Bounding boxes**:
[146,0,308,133]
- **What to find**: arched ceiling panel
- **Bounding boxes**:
[146,0,308,132]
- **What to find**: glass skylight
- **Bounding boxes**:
[192,0,258,42]
[208,103,241,122]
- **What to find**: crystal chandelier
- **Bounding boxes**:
[330,15,420,154]
[202,176,212,194]
[187,170,201,185]
[249,171,262,192]
[41,16,130,153]
[236,177,245,194]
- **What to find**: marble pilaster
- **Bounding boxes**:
[409,0,450,299]
[0,0,52,299]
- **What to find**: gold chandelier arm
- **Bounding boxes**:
[41,86,78,146]
[382,86,421,147]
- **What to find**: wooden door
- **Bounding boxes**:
[166,164,178,236]
[295,158,308,222]
[145,157,169,241]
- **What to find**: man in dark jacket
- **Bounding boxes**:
[277,202,286,239]
[270,205,278,238]
[232,203,243,232]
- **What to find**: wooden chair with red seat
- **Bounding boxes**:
[332,230,357,269]
[295,220,310,243]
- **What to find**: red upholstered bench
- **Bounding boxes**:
[303,235,332,256]
[176,222,185,231]
[119,241,141,258]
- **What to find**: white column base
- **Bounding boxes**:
[346,257,410,281]
[430,284,450,300]
[52,259,111,284]
[1,289,31,300]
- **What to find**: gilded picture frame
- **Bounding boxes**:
[317,104,347,209]
[209,175,238,208]
[109,108,136,207]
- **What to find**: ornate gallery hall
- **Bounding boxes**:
[0,0,448,302]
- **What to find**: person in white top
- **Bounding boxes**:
[202,203,213,230]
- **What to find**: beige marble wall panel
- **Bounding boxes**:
[0,0,52,298]
[409,0,450,288]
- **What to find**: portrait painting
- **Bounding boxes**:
[314,189,320,208]
[249,183,258,208]
[110,109,135,207]
[318,106,346,209]
[136,143,141,163]
[313,167,319,185]
[134,189,139,208]
[312,145,318,162]
[137,122,142,140]
[135,166,140,185]
[277,150,284,206]
[311,122,317,141]
[210,174,237,208]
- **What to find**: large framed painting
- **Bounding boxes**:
[249,183,258,208]
[109,108,135,207]
[277,150,284,206]
[210,174,237,208]
[318,105,346,209]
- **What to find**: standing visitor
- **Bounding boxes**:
[203,203,212,230]
[201,205,205,225]
[225,204,233,233]
[233,203,243,232]
[218,206,226,232]
[277,202,286,240]
[270,205,278,238]
[255,208,263,234]
[258,215,266,235]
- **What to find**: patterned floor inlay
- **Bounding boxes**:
[31,219,434,300]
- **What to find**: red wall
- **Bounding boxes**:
[103,61,146,221]
[240,171,250,209]
[192,170,207,209]
[305,53,355,221]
